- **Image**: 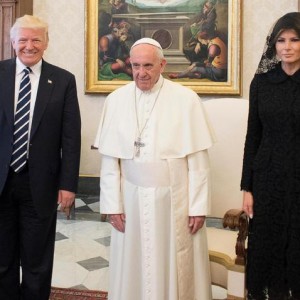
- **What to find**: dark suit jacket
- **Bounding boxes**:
[0,58,81,218]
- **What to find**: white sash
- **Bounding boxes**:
[120,160,170,187]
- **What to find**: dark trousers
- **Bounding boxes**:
[0,168,57,300]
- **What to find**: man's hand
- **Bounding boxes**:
[57,190,75,219]
[109,213,126,233]
[189,216,206,234]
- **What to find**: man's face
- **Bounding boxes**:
[130,44,166,91]
[11,27,48,67]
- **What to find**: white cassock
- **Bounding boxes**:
[94,76,215,300]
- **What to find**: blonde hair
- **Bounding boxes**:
[10,15,49,41]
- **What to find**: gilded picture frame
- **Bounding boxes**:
[85,0,242,95]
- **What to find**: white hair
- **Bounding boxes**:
[10,15,49,41]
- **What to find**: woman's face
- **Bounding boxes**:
[275,29,300,68]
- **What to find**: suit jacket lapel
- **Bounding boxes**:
[30,60,54,139]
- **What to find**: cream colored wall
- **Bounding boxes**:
[242,1,298,97]
[33,0,298,176]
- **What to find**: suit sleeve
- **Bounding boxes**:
[59,74,81,192]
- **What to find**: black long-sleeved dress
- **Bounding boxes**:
[241,63,300,299]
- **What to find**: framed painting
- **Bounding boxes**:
[85,0,242,95]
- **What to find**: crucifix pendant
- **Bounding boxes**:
[134,136,145,157]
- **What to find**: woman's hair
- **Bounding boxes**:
[266,12,300,58]
[10,15,48,41]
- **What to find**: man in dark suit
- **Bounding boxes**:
[0,15,81,300]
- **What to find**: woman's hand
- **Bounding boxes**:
[243,191,254,219]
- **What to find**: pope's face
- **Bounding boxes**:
[11,27,48,67]
[130,44,166,91]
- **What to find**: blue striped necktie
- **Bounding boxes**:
[10,67,32,173]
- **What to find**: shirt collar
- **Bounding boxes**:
[16,57,42,77]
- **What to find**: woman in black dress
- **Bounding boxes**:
[241,12,300,300]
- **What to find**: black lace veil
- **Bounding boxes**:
[256,12,300,74]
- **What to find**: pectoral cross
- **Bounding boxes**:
[134,137,145,157]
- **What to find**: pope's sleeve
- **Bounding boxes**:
[100,155,124,214]
[187,150,211,216]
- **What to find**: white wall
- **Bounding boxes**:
[33,0,298,176]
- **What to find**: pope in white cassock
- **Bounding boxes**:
[94,37,214,300]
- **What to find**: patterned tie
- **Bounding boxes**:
[10,67,32,172]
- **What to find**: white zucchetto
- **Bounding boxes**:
[131,37,162,50]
